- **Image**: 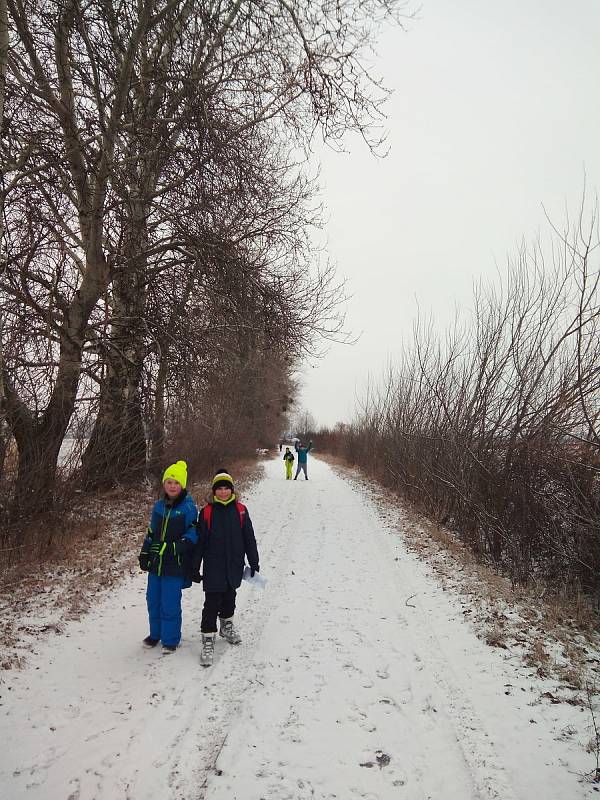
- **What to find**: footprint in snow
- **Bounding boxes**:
[149,691,163,706]
[359,751,391,769]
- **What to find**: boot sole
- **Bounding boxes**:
[219,633,241,644]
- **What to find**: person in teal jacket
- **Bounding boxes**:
[293,440,313,480]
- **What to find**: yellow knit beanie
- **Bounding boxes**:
[212,470,234,490]
[162,460,187,489]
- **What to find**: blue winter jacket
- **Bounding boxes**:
[294,441,313,464]
[139,490,198,585]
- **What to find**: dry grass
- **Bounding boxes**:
[484,626,509,650]
[524,638,550,672]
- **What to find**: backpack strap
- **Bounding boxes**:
[235,501,246,527]
[202,501,245,530]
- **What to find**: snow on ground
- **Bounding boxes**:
[1,453,598,799]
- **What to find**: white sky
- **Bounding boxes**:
[300,0,600,428]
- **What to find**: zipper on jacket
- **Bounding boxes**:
[157,508,172,575]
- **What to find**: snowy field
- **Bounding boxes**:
[0,453,597,799]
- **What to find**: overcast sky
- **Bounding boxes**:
[298,0,600,428]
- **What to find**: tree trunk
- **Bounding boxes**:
[2,327,87,516]
[13,426,62,515]
[147,353,168,477]
[80,199,148,488]
[0,0,8,257]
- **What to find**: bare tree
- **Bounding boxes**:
[329,203,600,601]
[0,0,7,254]
[1,0,411,514]
[1,0,164,511]
[80,0,408,485]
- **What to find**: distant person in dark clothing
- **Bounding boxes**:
[294,440,313,480]
[283,446,294,479]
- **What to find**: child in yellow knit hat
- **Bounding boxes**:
[283,447,294,479]
[193,469,260,666]
[138,461,198,653]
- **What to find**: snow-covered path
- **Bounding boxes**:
[0,454,594,799]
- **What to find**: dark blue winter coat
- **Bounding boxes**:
[194,498,259,592]
[139,490,198,584]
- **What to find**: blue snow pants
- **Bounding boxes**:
[146,573,186,646]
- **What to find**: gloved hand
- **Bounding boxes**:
[173,538,192,556]
[149,541,165,556]
[250,565,259,578]
[139,534,153,571]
